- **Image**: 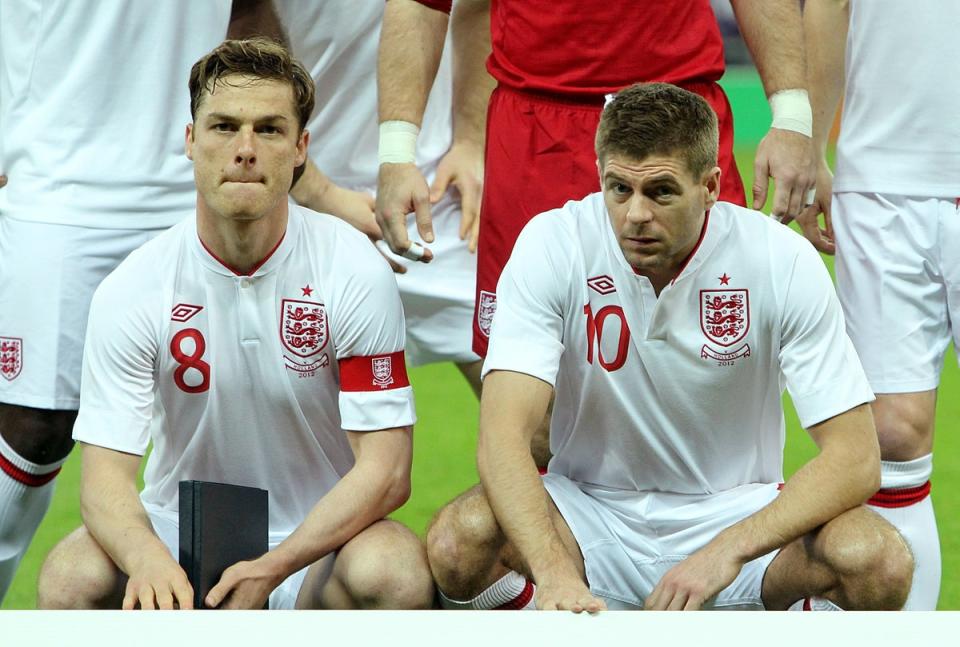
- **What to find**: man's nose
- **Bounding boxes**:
[235,129,256,165]
[625,195,654,224]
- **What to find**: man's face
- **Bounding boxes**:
[599,152,720,279]
[186,74,307,223]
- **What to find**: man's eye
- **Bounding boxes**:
[213,123,234,132]
[613,183,631,195]
[259,125,280,135]
[653,186,674,198]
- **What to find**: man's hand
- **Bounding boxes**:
[752,128,816,222]
[794,157,836,254]
[430,141,484,252]
[205,556,284,610]
[644,542,745,611]
[122,552,194,610]
[535,573,607,613]
[376,163,435,263]
[316,185,380,239]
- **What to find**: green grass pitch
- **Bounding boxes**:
[4,71,958,609]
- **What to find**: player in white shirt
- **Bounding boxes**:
[275,1,491,382]
[0,0,236,602]
[35,39,433,611]
[802,0,960,610]
[425,83,912,611]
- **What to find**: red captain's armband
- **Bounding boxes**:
[409,0,452,13]
[339,350,410,392]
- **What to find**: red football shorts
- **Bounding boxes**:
[474,83,745,356]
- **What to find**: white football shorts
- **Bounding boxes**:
[374,187,479,367]
[0,217,165,409]
[542,474,781,610]
[149,510,310,610]
[832,192,960,393]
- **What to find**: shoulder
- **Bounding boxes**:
[95,220,188,304]
[515,192,601,257]
[711,201,813,264]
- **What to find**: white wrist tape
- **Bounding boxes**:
[378,120,419,164]
[769,89,813,137]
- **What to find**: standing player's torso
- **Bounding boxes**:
[277,0,453,190]
[0,0,231,228]
[487,0,725,97]
[835,0,960,197]
[544,197,791,493]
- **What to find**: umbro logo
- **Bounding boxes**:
[171,303,203,323]
[587,275,616,295]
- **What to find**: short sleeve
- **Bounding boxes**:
[482,213,570,385]
[779,243,874,427]
[72,271,160,455]
[329,230,416,431]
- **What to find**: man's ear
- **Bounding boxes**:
[185,124,195,161]
[703,166,721,209]
[295,128,310,167]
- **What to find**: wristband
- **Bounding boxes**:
[378,120,419,164]
[769,89,813,137]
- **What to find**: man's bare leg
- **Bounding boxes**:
[37,525,126,609]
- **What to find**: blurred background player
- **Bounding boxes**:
[0,0,245,602]
[803,0,960,609]
[36,38,432,610]
[426,83,911,612]
[374,0,816,361]
[275,0,493,396]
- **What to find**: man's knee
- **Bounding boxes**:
[820,507,914,610]
[872,392,935,459]
[37,527,124,609]
[0,403,77,464]
[426,485,503,594]
[338,521,433,609]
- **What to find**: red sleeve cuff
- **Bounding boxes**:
[339,350,410,392]
[409,0,452,14]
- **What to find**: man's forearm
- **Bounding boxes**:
[710,404,879,563]
[80,445,172,575]
[731,0,807,95]
[449,0,495,147]
[804,0,849,155]
[228,0,289,44]
[264,429,413,577]
[378,0,450,125]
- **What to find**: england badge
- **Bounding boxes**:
[0,337,23,381]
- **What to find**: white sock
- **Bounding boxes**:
[438,571,536,610]
[0,432,66,602]
[788,597,843,611]
[867,454,940,610]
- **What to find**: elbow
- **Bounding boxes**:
[380,465,412,514]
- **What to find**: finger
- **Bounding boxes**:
[0,175,7,189]
[429,167,453,203]
[769,176,793,221]
[413,193,435,243]
[377,245,406,274]
[205,578,231,609]
[822,196,835,241]
[156,586,175,611]
[666,590,688,611]
[376,208,412,255]
[122,583,137,611]
[583,596,605,614]
[684,595,705,611]
[173,578,195,611]
[458,181,480,241]
[139,585,157,611]
[752,156,770,211]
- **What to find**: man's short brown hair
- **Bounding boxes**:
[189,37,315,132]
[595,83,719,179]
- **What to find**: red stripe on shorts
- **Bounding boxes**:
[495,579,535,610]
[0,450,60,487]
[867,481,931,508]
[339,350,410,392]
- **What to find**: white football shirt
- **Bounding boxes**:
[0,0,230,228]
[484,194,874,494]
[73,206,416,543]
[834,0,960,197]
[277,0,453,190]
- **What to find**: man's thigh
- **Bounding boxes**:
[833,192,955,394]
[0,218,162,409]
[38,525,126,608]
[543,475,780,609]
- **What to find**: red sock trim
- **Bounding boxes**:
[803,597,812,611]
[494,579,534,610]
[867,481,931,508]
[0,449,61,487]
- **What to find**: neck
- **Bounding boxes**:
[196,202,288,276]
